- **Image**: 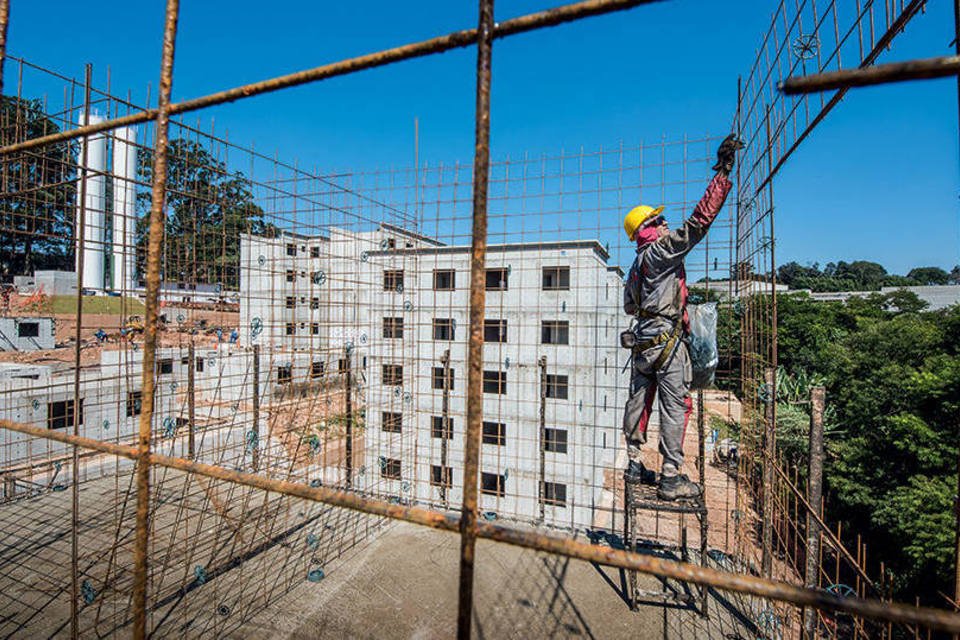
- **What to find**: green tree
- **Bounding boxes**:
[907,266,950,286]
[0,96,77,275]
[773,292,960,602]
[136,138,275,289]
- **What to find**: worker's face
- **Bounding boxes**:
[656,218,669,239]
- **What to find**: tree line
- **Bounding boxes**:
[718,290,960,605]
[777,260,960,292]
[0,93,273,289]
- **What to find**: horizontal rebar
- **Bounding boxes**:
[3,417,960,633]
[780,54,960,94]
[0,0,666,156]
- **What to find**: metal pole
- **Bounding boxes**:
[133,1,180,637]
[762,367,775,579]
[69,61,93,640]
[0,0,9,98]
[953,5,960,628]
[803,386,826,638]
[187,343,196,459]
[780,54,960,94]
[697,388,708,616]
[252,344,260,471]
[539,355,547,522]
[457,0,494,636]
[441,349,451,507]
[345,348,353,487]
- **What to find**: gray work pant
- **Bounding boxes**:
[621,339,693,474]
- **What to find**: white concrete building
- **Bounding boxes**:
[0,317,56,351]
[238,227,628,529]
[361,240,626,529]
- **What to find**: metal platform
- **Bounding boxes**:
[622,390,709,616]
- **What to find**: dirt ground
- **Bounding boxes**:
[0,294,239,366]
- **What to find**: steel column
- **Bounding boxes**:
[762,367,776,579]
[133,1,180,637]
[457,0,494,637]
[803,386,826,638]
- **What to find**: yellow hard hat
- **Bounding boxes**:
[623,204,664,240]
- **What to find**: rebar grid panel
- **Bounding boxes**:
[733,0,930,638]
[0,0,958,638]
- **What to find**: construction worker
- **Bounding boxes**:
[621,134,742,500]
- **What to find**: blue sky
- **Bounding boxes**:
[5,0,958,274]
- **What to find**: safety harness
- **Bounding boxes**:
[634,309,683,371]
[621,246,685,372]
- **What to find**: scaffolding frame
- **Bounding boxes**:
[0,0,959,638]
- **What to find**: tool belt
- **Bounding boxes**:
[620,310,683,371]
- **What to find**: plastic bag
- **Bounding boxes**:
[688,302,718,389]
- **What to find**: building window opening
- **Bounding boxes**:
[485,268,508,291]
[544,428,568,454]
[481,472,506,497]
[483,319,507,343]
[541,320,569,345]
[542,266,570,290]
[433,269,455,291]
[482,421,506,446]
[482,370,507,395]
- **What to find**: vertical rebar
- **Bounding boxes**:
[69,61,93,640]
[538,355,547,522]
[133,2,180,637]
[952,4,960,629]
[441,349,451,507]
[345,347,353,487]
[0,0,9,98]
[762,366,775,579]
[252,344,260,471]
[697,388,708,616]
[188,343,196,459]
[803,386,826,639]
[457,0,494,636]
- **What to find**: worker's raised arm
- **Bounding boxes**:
[647,135,741,265]
[649,172,732,262]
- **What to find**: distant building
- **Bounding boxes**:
[361,239,625,528]
[0,317,56,351]
[13,271,77,296]
[794,285,960,311]
[239,227,627,528]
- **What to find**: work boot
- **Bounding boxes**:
[657,474,702,501]
[623,460,657,486]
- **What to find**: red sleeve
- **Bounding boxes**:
[692,173,732,225]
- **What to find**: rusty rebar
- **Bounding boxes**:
[344,347,353,486]
[3,416,960,633]
[780,54,960,94]
[252,344,260,471]
[69,62,93,640]
[457,1,494,637]
[755,0,926,194]
[0,0,667,157]
[762,366,776,579]
[803,386,826,639]
[187,343,196,459]
[0,0,9,97]
[133,1,180,637]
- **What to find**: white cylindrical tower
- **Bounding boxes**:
[112,126,137,292]
[75,114,107,291]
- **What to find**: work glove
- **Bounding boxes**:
[712,133,745,176]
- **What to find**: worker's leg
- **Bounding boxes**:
[622,361,656,458]
[656,341,693,477]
